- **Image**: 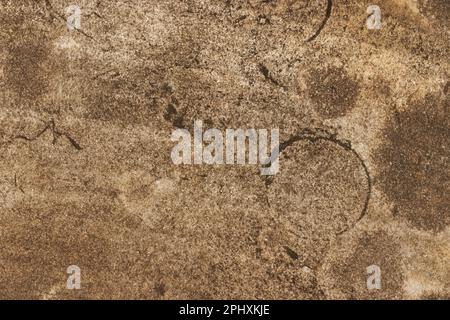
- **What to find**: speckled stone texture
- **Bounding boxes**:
[0,0,448,299]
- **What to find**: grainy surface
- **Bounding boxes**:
[0,0,448,299]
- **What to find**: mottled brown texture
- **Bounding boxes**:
[0,0,448,300]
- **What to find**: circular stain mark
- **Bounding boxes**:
[375,94,450,232]
[319,230,404,299]
[267,128,371,244]
[307,66,359,119]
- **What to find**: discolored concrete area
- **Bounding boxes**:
[266,129,371,268]
[0,0,448,299]
[374,93,450,232]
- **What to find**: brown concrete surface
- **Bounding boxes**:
[0,0,448,299]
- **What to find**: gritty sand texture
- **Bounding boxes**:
[0,0,448,299]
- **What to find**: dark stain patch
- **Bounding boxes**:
[1,3,67,104]
[418,0,450,26]
[4,41,51,101]
[329,230,404,299]
[84,71,154,125]
[307,66,359,119]
[258,63,286,90]
[0,202,114,299]
[154,281,166,297]
[164,103,177,121]
[375,94,450,232]
[164,100,186,129]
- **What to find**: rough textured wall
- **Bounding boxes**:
[0,0,448,299]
